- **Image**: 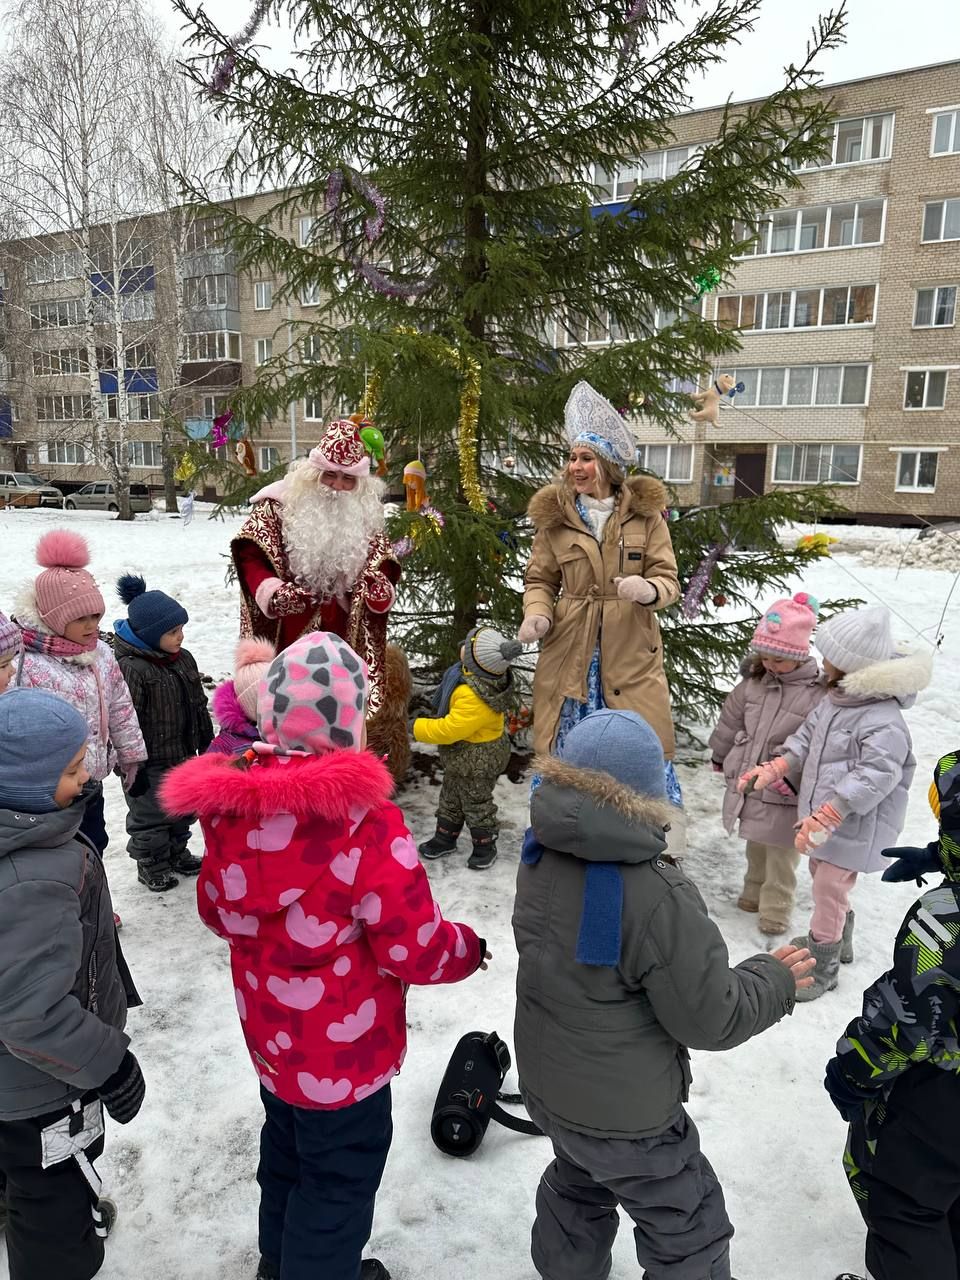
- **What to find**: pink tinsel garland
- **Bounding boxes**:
[681,542,727,620]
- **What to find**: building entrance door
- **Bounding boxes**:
[734,450,767,500]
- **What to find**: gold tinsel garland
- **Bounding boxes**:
[359,329,485,514]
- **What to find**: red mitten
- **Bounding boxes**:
[258,579,316,618]
[364,570,395,614]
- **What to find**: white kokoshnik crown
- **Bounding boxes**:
[564,381,637,470]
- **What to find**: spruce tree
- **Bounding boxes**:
[177,0,848,687]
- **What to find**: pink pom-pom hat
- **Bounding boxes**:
[751,591,820,661]
[33,529,105,636]
[234,637,276,721]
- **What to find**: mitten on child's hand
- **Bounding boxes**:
[794,802,843,854]
[98,1051,145,1125]
[768,778,796,798]
[881,841,942,885]
[824,1057,877,1124]
[125,766,149,799]
[737,756,788,794]
[614,575,657,605]
[517,615,551,645]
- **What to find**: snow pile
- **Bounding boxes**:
[859,529,960,572]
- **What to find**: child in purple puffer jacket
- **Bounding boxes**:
[207,638,275,756]
[709,593,826,937]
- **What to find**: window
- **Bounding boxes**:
[254,280,273,310]
[185,216,224,252]
[792,113,894,170]
[299,216,316,246]
[30,298,84,329]
[594,145,701,199]
[36,394,90,421]
[734,199,884,258]
[304,396,324,420]
[183,332,241,362]
[302,333,322,362]
[42,440,86,465]
[301,281,322,306]
[774,444,862,485]
[932,109,960,156]
[26,250,82,284]
[922,199,960,243]
[255,338,273,366]
[184,274,235,309]
[731,365,870,407]
[914,286,957,328]
[201,394,231,421]
[716,285,876,332]
[904,370,948,410]
[637,443,693,483]
[128,441,163,468]
[129,394,159,421]
[33,347,85,375]
[125,342,156,369]
[259,446,281,471]
[895,448,942,492]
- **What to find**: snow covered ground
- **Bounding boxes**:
[1,504,958,1280]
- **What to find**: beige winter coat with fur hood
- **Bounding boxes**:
[523,476,680,756]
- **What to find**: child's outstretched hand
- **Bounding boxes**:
[772,944,816,990]
[479,949,492,972]
[737,756,788,794]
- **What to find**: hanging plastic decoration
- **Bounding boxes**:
[688,375,745,428]
[681,543,729,620]
[185,418,210,441]
[618,0,650,68]
[211,410,233,448]
[442,347,484,514]
[174,452,196,485]
[796,531,840,556]
[206,0,273,96]
[180,493,196,528]
[236,439,257,477]
[693,266,723,298]
[403,460,429,512]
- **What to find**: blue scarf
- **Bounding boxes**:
[433,660,465,718]
[522,828,623,967]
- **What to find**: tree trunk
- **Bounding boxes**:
[160,409,179,512]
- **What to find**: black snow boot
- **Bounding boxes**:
[361,1261,391,1280]
[170,848,203,876]
[256,1259,279,1280]
[419,820,462,860]
[468,828,498,871]
[137,863,179,892]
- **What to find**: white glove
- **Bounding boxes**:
[614,576,657,605]
[518,615,551,645]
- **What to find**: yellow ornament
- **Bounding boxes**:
[796,532,840,557]
[175,452,195,485]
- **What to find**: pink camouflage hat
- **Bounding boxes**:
[257,631,369,755]
[751,591,820,661]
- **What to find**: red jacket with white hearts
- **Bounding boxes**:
[160,749,482,1109]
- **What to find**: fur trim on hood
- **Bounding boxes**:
[527,474,667,531]
[12,584,99,666]
[534,754,676,832]
[211,680,255,735]
[839,649,933,703]
[160,748,394,821]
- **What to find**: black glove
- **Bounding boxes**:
[98,1050,145,1124]
[881,842,941,885]
[824,1057,877,1124]
[476,937,488,972]
[127,769,150,799]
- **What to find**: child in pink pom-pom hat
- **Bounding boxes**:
[708,592,826,935]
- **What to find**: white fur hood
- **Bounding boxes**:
[838,649,933,704]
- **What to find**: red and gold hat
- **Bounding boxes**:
[308,418,371,477]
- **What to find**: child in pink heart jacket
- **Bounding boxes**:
[160,630,486,1280]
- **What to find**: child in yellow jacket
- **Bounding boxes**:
[413,626,522,870]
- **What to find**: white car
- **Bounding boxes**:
[63,481,153,514]
[0,471,64,509]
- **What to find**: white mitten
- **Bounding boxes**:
[517,615,551,645]
[614,576,657,605]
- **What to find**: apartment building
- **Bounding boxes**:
[623,59,960,523]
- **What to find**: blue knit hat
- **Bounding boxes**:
[117,574,188,651]
[558,709,666,799]
[0,689,88,813]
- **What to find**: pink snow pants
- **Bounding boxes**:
[809,857,858,944]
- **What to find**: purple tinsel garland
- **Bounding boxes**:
[207,0,273,96]
[681,542,727,620]
[619,0,650,68]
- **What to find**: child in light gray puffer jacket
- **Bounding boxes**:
[740,604,932,1003]
[514,708,815,1280]
[710,592,826,937]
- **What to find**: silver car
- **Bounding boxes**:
[0,471,64,509]
[64,481,153,514]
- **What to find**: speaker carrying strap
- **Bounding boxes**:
[491,1098,543,1137]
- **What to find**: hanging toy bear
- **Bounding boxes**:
[688,375,745,428]
[235,438,257,477]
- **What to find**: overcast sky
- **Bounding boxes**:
[173,0,959,108]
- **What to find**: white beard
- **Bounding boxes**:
[281,464,386,600]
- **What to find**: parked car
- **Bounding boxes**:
[0,471,64,509]
[63,481,153,514]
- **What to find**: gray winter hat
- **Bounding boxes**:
[0,689,88,813]
[816,604,894,674]
[464,625,522,678]
[558,709,666,799]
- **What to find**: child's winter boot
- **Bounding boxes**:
[468,828,498,870]
[170,848,203,876]
[361,1262,391,1280]
[137,862,179,892]
[840,909,855,964]
[795,938,841,1002]
[418,819,462,860]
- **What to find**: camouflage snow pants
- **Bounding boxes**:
[437,735,511,832]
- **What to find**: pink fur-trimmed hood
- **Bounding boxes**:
[160,749,394,822]
[211,680,255,737]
